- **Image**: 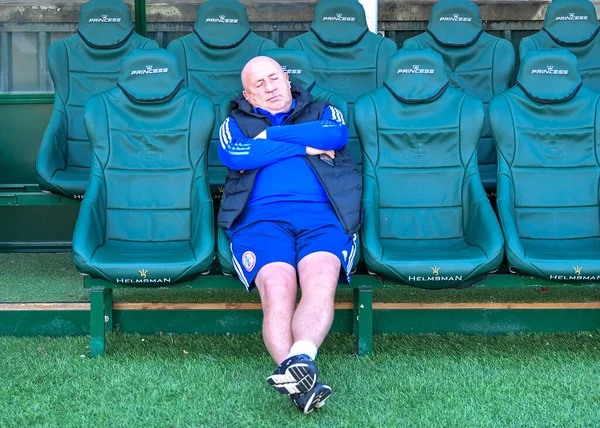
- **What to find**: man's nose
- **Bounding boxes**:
[264,80,276,92]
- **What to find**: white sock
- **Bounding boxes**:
[286,340,318,361]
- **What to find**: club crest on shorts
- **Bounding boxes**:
[242,251,256,271]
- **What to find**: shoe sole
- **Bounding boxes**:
[267,362,317,395]
[302,386,332,414]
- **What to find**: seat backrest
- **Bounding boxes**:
[83,48,214,243]
[402,0,515,190]
[262,48,348,119]
[284,0,397,164]
[48,0,158,172]
[167,0,278,192]
[519,0,600,92]
[355,49,484,241]
[490,49,600,240]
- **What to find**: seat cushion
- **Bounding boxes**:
[369,239,489,289]
[51,166,90,198]
[519,238,600,281]
[89,240,201,285]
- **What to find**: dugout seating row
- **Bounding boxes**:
[34,0,513,202]
[33,0,600,201]
[71,46,600,290]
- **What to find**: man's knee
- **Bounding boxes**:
[256,262,297,302]
[297,252,340,294]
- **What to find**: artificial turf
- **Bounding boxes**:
[1,332,599,426]
[1,253,600,304]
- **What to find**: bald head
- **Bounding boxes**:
[241,56,293,114]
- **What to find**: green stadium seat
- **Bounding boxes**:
[284,0,397,166]
[519,0,600,92]
[402,0,515,192]
[72,49,215,284]
[215,49,355,276]
[167,0,278,195]
[356,49,504,289]
[490,49,600,282]
[35,0,158,199]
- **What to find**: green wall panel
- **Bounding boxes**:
[0,102,52,186]
[0,205,79,251]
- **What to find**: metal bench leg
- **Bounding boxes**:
[104,288,114,333]
[90,288,106,358]
[353,287,373,357]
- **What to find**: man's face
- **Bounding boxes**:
[242,57,293,114]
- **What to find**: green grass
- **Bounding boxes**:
[2,253,600,304]
[1,332,600,426]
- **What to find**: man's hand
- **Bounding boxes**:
[306,146,335,159]
[254,130,267,139]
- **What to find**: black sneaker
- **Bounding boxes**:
[267,354,318,395]
[291,382,332,414]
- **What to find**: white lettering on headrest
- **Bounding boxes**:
[88,15,122,23]
[397,65,435,74]
[323,13,356,21]
[281,65,302,75]
[439,13,472,22]
[130,65,169,76]
[530,65,570,75]
[555,13,588,21]
[205,15,239,23]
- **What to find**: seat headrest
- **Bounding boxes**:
[193,0,251,49]
[542,0,600,45]
[516,49,583,103]
[263,49,317,91]
[77,0,134,49]
[310,0,369,46]
[426,0,483,47]
[383,49,450,104]
[117,49,185,104]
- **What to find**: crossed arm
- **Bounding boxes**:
[218,105,348,171]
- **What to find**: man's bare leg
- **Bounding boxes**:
[294,251,340,348]
[255,262,297,364]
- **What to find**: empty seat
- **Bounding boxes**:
[356,49,504,289]
[490,49,600,282]
[72,49,215,284]
[167,0,278,194]
[216,48,353,276]
[403,0,515,192]
[519,0,600,92]
[36,0,158,199]
[284,0,397,166]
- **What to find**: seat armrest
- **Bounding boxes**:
[463,163,504,258]
[36,104,68,191]
[72,157,106,269]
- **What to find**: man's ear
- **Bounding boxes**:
[242,90,249,100]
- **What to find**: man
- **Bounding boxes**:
[218,56,362,414]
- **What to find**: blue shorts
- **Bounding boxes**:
[226,202,357,291]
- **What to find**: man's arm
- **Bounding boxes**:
[265,105,348,150]
[218,116,306,171]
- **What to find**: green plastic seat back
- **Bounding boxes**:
[284,0,397,165]
[519,0,600,92]
[36,0,158,197]
[403,0,515,190]
[356,49,504,288]
[357,49,482,243]
[167,0,277,194]
[73,49,215,283]
[490,49,600,277]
